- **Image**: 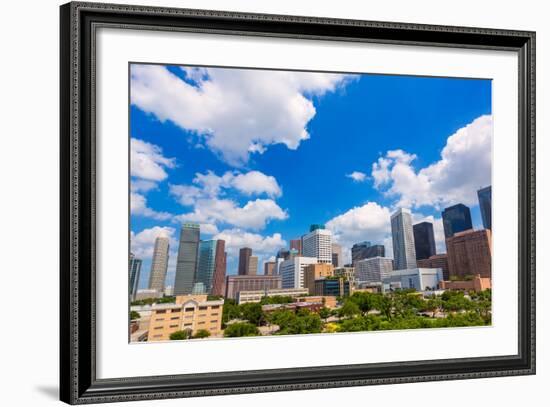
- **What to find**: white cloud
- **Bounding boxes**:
[213,228,286,258]
[131,138,175,181]
[346,171,367,182]
[170,170,282,204]
[371,115,492,209]
[130,179,157,193]
[326,202,392,254]
[231,171,282,198]
[130,226,176,259]
[131,192,172,221]
[131,64,353,165]
[174,198,287,230]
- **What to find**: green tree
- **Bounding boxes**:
[192,329,211,339]
[240,302,265,326]
[224,322,260,337]
[169,329,192,340]
[222,299,241,327]
[130,310,140,320]
[338,300,361,319]
[319,307,331,321]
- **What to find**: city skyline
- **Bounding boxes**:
[130,64,492,290]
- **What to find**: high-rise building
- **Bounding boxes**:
[304,263,334,294]
[314,278,350,297]
[417,254,450,281]
[290,239,302,255]
[351,242,385,264]
[129,252,142,300]
[264,261,276,275]
[195,240,226,294]
[413,222,436,260]
[225,275,282,299]
[302,226,332,263]
[148,236,170,292]
[238,247,252,275]
[248,255,259,276]
[334,266,356,289]
[279,256,319,289]
[391,208,417,270]
[442,204,473,239]
[174,223,200,295]
[478,186,492,230]
[210,241,227,297]
[355,257,394,284]
[446,229,492,279]
[331,243,343,267]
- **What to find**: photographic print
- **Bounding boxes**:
[128,63,493,343]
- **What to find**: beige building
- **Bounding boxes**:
[248,255,259,275]
[225,275,282,299]
[147,295,224,341]
[304,263,334,294]
[237,288,309,304]
[148,236,170,292]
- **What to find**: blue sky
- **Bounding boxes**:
[129,64,492,289]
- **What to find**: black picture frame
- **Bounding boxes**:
[60,1,536,404]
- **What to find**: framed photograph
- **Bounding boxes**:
[60,1,535,404]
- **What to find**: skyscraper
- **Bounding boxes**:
[129,252,142,300]
[238,247,252,275]
[290,239,302,255]
[391,208,417,270]
[279,256,319,289]
[210,241,227,297]
[148,236,170,292]
[331,243,343,267]
[446,229,492,279]
[248,255,259,276]
[442,203,473,239]
[196,240,216,293]
[264,261,276,275]
[351,241,385,264]
[302,225,332,263]
[478,186,492,230]
[174,223,200,295]
[413,222,436,260]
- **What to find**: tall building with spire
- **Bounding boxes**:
[148,236,170,292]
[391,208,417,270]
[174,223,200,295]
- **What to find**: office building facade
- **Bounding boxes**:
[279,256,319,289]
[304,263,334,294]
[413,222,436,260]
[314,278,350,297]
[148,236,170,292]
[210,241,227,297]
[446,229,492,279]
[442,203,473,239]
[417,254,450,281]
[351,242,385,265]
[383,268,444,292]
[129,253,142,300]
[391,208,417,270]
[355,256,394,284]
[331,243,343,267]
[478,186,492,230]
[225,275,282,299]
[302,226,333,263]
[174,223,200,295]
[247,255,259,276]
[290,239,302,255]
[264,261,276,275]
[238,247,252,275]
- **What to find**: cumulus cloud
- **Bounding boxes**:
[371,115,492,209]
[213,228,286,258]
[346,171,367,182]
[174,198,287,230]
[170,170,283,206]
[130,179,158,193]
[131,192,172,221]
[130,226,176,259]
[131,64,353,165]
[131,138,175,181]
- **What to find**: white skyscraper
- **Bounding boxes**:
[148,236,170,292]
[391,208,417,270]
[355,256,394,283]
[302,227,333,263]
[279,256,318,289]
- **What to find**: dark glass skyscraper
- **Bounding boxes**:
[413,222,436,260]
[351,241,385,265]
[238,247,252,275]
[174,223,200,295]
[442,204,473,239]
[477,186,492,230]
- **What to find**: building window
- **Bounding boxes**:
[198,306,208,311]
[184,323,192,327]
[156,310,166,314]
[211,305,220,309]
[170,316,179,320]
[184,308,194,312]
[198,321,205,325]
[155,318,164,322]
[154,326,163,330]
[169,324,178,328]
[210,320,218,323]
[171,308,180,313]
